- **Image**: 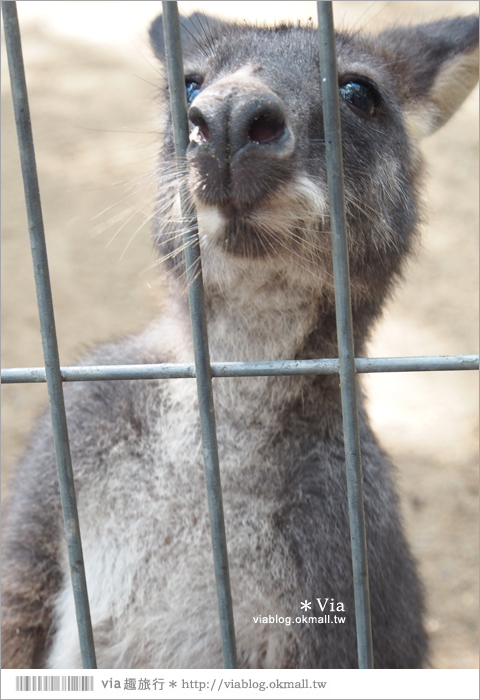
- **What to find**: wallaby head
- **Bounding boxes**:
[1,9,478,671]
[150,13,478,357]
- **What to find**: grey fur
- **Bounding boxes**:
[1,13,478,669]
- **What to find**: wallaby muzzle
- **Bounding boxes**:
[188,78,295,209]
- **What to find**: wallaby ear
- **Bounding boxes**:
[378,15,479,139]
[149,12,225,61]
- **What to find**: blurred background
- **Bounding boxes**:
[1,1,478,669]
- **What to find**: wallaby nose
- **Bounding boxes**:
[187,87,294,207]
[229,92,287,154]
[188,90,288,155]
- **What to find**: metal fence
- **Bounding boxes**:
[1,0,478,671]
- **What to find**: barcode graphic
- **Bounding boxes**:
[15,676,94,691]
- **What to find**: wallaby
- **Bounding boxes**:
[1,10,478,670]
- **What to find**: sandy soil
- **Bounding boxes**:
[1,1,478,670]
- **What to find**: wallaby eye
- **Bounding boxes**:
[339,81,377,117]
[185,79,202,104]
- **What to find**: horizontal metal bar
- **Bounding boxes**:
[2,354,478,384]
[354,354,479,373]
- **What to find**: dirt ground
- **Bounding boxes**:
[1,1,478,670]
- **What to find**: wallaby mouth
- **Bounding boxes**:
[196,199,277,259]
[194,172,328,265]
[220,197,246,215]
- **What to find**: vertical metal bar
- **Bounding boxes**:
[317,1,374,669]
[161,1,238,669]
[2,1,97,669]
